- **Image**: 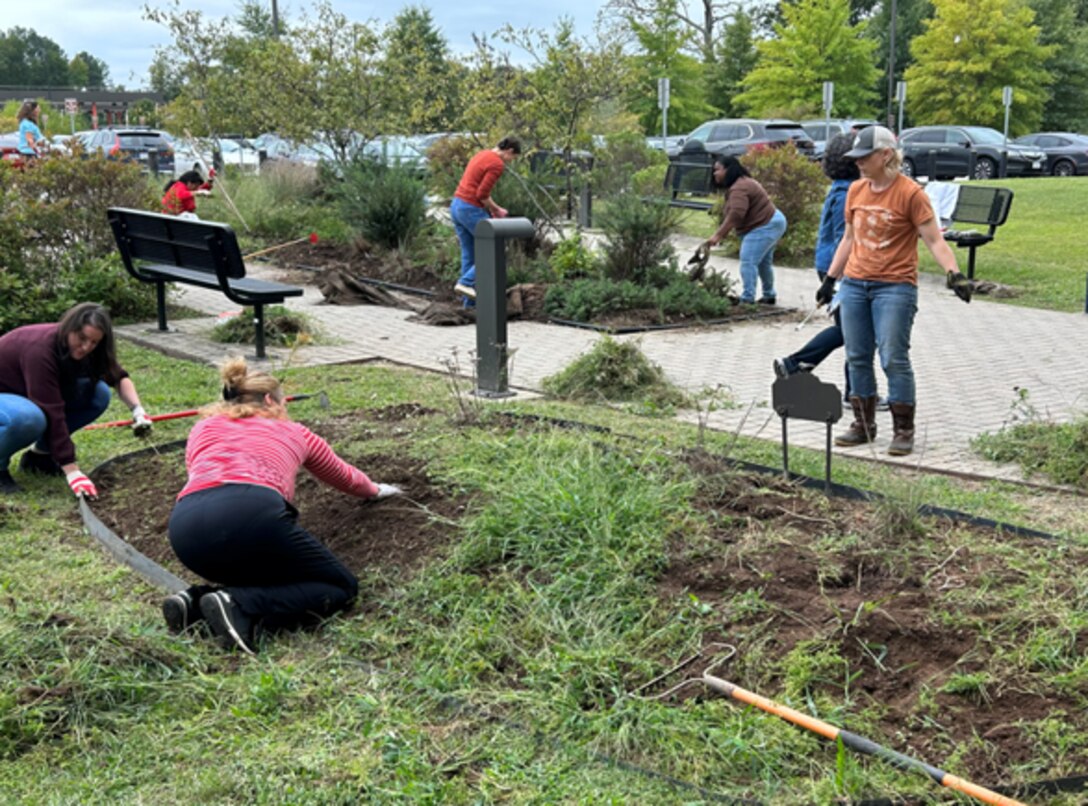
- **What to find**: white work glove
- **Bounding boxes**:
[373,483,403,500]
[131,405,153,438]
[66,470,98,500]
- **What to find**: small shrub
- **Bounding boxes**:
[542,336,689,409]
[544,272,737,323]
[590,132,667,196]
[548,235,601,280]
[631,163,668,198]
[210,306,320,348]
[337,159,426,251]
[740,144,825,263]
[596,193,680,283]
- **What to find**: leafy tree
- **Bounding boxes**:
[705,9,759,116]
[0,27,72,86]
[1028,0,1088,131]
[733,0,880,118]
[68,51,110,89]
[382,6,463,133]
[904,0,1055,133]
[601,0,741,59]
[624,0,716,134]
[863,0,933,126]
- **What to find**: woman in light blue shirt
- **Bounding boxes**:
[17,100,43,159]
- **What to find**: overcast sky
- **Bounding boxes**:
[23,1,608,89]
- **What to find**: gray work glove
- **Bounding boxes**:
[947,272,972,303]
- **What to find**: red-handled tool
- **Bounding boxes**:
[84,392,329,430]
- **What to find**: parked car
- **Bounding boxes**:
[74,128,176,174]
[0,130,21,163]
[801,118,881,159]
[1012,132,1088,176]
[668,119,816,161]
[898,125,1046,180]
[646,135,686,153]
[173,137,261,177]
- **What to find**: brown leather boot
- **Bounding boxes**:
[835,395,878,446]
[888,402,915,456]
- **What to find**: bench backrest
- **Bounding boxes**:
[664,161,715,198]
[107,207,247,280]
[951,186,1013,229]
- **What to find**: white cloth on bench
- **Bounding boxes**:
[924,182,960,230]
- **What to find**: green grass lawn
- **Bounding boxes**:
[2,344,1087,804]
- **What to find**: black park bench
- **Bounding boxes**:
[941,185,1013,280]
[107,208,303,359]
[661,159,715,211]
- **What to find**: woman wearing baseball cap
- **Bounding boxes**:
[817,126,972,456]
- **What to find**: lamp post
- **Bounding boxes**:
[886,0,898,129]
[271,0,280,37]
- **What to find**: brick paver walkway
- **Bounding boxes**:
[116,233,1087,484]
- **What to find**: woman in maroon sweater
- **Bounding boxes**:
[0,303,152,496]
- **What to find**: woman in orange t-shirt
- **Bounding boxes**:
[162,170,205,216]
[820,126,972,456]
[449,137,521,304]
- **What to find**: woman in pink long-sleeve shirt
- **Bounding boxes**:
[163,358,402,654]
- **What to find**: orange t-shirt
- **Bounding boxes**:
[844,173,933,285]
[454,150,505,208]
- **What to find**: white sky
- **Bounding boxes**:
[21,1,609,89]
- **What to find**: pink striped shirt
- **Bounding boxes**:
[178,415,379,503]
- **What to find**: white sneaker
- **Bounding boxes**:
[454,283,476,300]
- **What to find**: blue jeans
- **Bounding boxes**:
[0,379,111,468]
[738,209,786,302]
[838,279,918,404]
[450,197,491,289]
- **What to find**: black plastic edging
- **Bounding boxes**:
[80,439,189,593]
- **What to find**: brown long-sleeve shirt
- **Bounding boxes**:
[714,176,776,240]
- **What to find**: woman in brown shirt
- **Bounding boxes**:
[704,155,788,304]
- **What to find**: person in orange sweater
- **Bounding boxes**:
[450,137,522,304]
[161,170,205,217]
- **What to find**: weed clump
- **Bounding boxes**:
[542,336,689,409]
[210,306,319,348]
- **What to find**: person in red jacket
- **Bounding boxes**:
[450,136,521,304]
[161,170,205,216]
[163,357,403,654]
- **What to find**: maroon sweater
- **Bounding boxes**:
[0,323,127,465]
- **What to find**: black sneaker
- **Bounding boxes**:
[19,450,64,477]
[773,358,792,379]
[757,296,777,306]
[162,590,198,634]
[0,469,21,494]
[200,591,258,655]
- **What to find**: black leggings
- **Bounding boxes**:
[168,484,358,626]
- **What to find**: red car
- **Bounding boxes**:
[1,130,25,164]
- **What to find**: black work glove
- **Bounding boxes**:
[816,275,837,307]
[947,271,972,303]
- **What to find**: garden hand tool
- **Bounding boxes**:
[794,304,822,332]
[686,243,710,282]
[85,392,330,431]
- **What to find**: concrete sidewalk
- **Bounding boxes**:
[116,236,1087,485]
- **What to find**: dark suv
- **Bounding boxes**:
[668,119,815,161]
[74,128,175,174]
[898,125,1045,180]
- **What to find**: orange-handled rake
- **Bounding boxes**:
[630,643,1026,806]
[84,392,329,430]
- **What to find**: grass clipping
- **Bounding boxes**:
[542,336,689,410]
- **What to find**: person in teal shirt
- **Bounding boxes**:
[17,100,44,159]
